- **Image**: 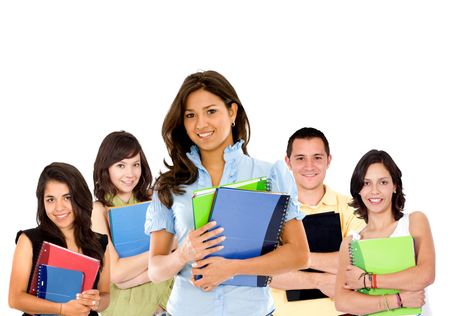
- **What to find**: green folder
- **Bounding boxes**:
[350,235,421,316]
[192,177,270,229]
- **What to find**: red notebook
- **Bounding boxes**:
[28,241,100,295]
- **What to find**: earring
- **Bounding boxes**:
[231,121,235,127]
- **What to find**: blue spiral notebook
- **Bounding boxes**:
[36,264,84,316]
[109,201,151,258]
[206,187,290,287]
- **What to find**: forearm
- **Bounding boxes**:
[310,252,339,274]
[148,247,186,283]
[9,293,61,315]
[336,290,399,315]
[111,251,148,284]
[231,242,310,277]
[116,270,150,289]
[271,270,320,290]
[377,265,435,291]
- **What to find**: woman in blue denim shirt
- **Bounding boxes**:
[145,70,310,316]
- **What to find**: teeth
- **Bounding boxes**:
[198,132,213,138]
[369,198,382,203]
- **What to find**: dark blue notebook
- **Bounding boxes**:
[207,187,290,287]
[109,201,151,258]
[286,211,342,301]
[36,264,83,316]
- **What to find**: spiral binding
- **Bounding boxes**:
[29,243,49,295]
[277,195,290,243]
[265,177,272,192]
[36,264,44,297]
[265,195,290,287]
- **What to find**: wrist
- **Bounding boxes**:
[228,259,239,278]
[175,247,188,266]
[372,273,377,289]
[396,293,403,308]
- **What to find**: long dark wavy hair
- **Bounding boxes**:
[36,162,104,268]
[93,131,152,206]
[349,149,405,223]
[156,70,251,208]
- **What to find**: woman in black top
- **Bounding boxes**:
[9,162,110,315]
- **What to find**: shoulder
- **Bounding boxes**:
[324,186,352,207]
[95,232,109,251]
[16,228,41,244]
[93,201,107,213]
[408,211,428,221]
[408,211,431,234]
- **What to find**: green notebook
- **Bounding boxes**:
[192,177,271,229]
[350,235,421,316]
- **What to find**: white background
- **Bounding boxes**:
[1,1,449,314]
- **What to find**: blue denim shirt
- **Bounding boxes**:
[145,141,304,316]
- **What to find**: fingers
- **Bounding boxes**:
[198,227,224,243]
[76,292,100,310]
[203,235,226,249]
[195,221,218,236]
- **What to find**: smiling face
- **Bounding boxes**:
[183,89,237,156]
[44,180,75,231]
[359,162,397,215]
[108,153,142,202]
[285,137,331,192]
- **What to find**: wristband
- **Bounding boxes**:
[372,273,377,289]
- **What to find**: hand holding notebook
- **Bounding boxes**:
[204,187,290,287]
[349,235,421,316]
[29,241,100,295]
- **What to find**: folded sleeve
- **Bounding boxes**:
[144,192,176,235]
[269,160,305,221]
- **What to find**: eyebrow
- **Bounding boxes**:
[44,193,71,198]
[363,177,390,181]
[293,153,325,158]
[184,104,217,112]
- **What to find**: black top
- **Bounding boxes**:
[15,227,108,316]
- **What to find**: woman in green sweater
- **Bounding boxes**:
[92,130,173,316]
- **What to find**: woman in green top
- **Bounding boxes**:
[92,130,173,316]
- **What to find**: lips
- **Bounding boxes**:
[54,213,70,220]
[197,131,214,138]
[368,198,382,204]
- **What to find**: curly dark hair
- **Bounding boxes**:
[349,149,405,223]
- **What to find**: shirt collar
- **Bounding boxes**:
[186,140,244,170]
[320,184,336,206]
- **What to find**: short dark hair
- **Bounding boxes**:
[349,149,405,223]
[286,127,330,157]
